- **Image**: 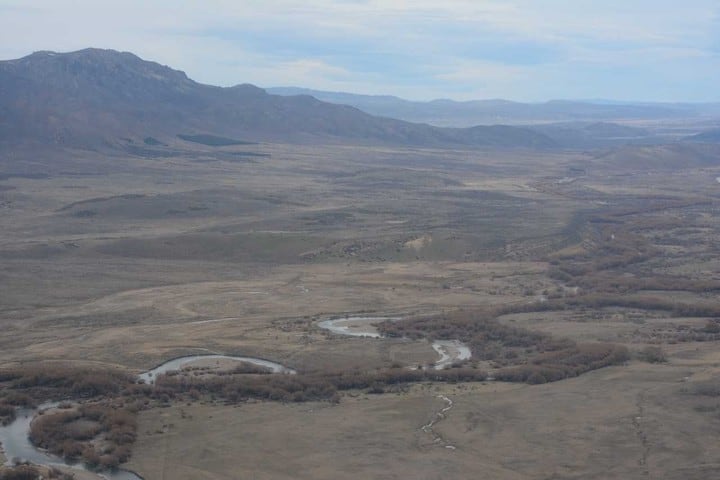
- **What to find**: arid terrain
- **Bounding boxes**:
[1,131,719,479]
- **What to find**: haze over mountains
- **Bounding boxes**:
[0,49,556,150]
[268,87,720,127]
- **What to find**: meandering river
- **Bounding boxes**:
[0,402,142,480]
[0,354,295,479]
[1,318,470,477]
[138,354,296,384]
[318,316,472,369]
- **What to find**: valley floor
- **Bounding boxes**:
[1,141,719,479]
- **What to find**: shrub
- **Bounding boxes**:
[0,465,41,480]
[1,366,134,400]
[28,403,136,468]
[1,392,33,407]
[703,320,720,334]
[378,309,629,384]
[640,346,667,363]
[689,381,720,397]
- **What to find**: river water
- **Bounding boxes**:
[316,316,400,338]
[318,316,472,369]
[138,354,296,384]
[0,403,142,479]
[0,354,295,479]
[1,324,469,477]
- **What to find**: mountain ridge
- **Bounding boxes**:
[0,49,556,149]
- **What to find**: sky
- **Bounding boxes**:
[0,0,718,102]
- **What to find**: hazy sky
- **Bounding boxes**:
[1,0,718,101]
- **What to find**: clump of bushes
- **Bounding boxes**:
[494,343,630,384]
[379,308,550,365]
[1,392,34,407]
[0,365,135,400]
[0,392,35,426]
[687,381,720,397]
[379,309,629,384]
[0,365,138,439]
[29,404,136,470]
[0,465,41,480]
[165,362,272,379]
[703,320,720,334]
[0,465,74,480]
[48,468,75,480]
[639,346,667,363]
[0,403,16,425]
[153,366,490,404]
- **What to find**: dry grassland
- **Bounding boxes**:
[1,142,719,479]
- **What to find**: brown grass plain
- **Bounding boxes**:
[1,140,719,479]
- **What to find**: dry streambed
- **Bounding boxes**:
[421,395,456,449]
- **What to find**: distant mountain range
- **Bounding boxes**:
[0,49,556,149]
[2,49,718,152]
[267,87,720,127]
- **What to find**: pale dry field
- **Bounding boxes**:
[128,358,720,480]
